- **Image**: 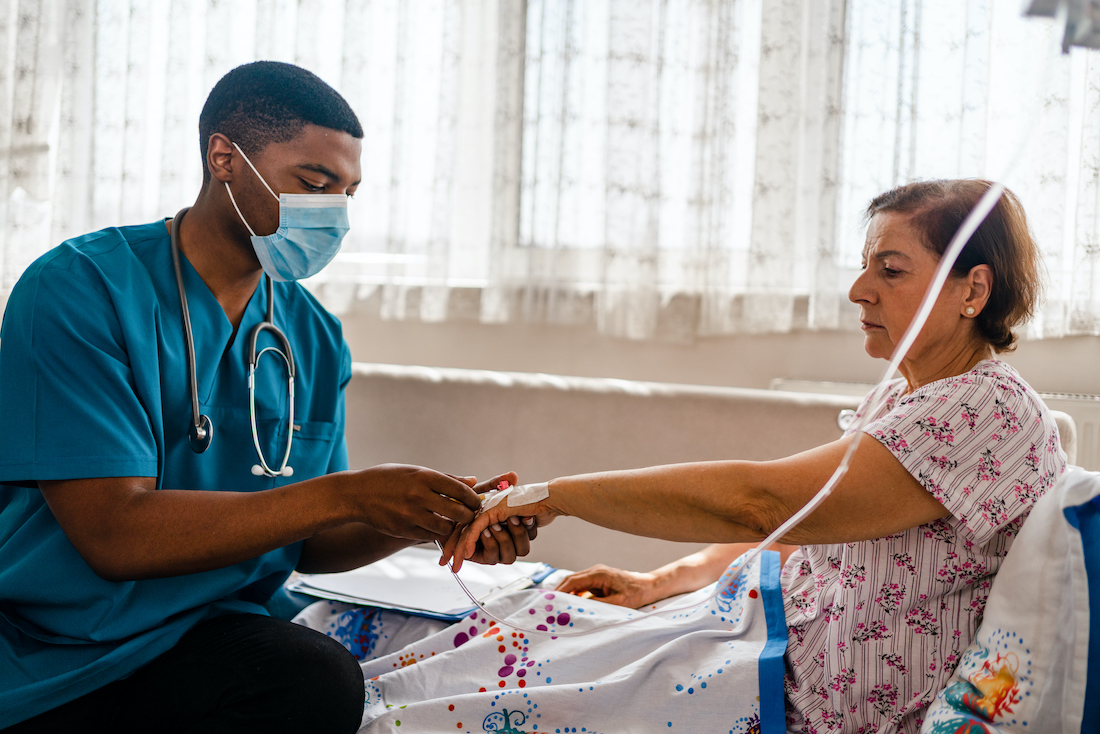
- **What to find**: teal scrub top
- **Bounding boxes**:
[0,220,352,727]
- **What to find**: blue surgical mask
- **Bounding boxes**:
[224,142,350,282]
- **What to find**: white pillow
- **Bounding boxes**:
[921,466,1096,733]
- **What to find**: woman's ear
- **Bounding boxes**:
[963,264,993,317]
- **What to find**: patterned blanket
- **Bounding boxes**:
[295,551,788,734]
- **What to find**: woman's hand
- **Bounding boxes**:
[464,472,538,565]
[443,489,560,572]
[555,564,666,609]
[438,473,546,567]
[555,544,774,610]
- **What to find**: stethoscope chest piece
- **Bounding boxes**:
[189,414,214,453]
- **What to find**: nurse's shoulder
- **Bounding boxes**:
[4,221,169,320]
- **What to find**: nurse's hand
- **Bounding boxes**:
[465,515,538,565]
[439,473,538,566]
[447,495,559,572]
[352,463,482,541]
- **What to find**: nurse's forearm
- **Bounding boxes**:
[297,524,417,574]
[40,474,352,581]
[39,464,479,582]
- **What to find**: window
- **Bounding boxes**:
[1,0,1096,340]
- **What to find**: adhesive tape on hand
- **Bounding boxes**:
[507,481,549,507]
[479,482,549,512]
[480,488,510,511]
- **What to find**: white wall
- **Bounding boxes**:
[341,312,1100,396]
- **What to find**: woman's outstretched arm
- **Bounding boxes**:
[447,433,948,571]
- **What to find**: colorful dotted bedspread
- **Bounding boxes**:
[295,551,788,734]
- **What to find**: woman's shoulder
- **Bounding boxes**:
[851,377,908,422]
[899,359,1037,406]
[864,358,1059,463]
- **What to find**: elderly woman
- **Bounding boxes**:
[303,180,1065,733]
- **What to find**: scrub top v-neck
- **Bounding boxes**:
[0,219,352,727]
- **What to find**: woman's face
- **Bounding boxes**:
[848,211,972,362]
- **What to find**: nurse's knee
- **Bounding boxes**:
[275,624,365,733]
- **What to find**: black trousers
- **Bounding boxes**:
[3,613,365,734]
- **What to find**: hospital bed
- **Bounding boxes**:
[341,362,1091,731]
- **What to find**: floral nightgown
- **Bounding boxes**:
[782,360,1066,733]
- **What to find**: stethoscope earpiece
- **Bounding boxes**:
[253,464,292,477]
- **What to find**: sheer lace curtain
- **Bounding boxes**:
[0,0,521,317]
[1,0,1098,341]
[836,0,1098,340]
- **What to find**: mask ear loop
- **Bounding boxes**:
[223,141,280,238]
[231,142,280,201]
[225,182,258,237]
[439,28,1057,638]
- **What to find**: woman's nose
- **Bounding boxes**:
[849,269,873,305]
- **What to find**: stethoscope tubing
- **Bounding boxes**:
[171,208,214,453]
[170,207,295,476]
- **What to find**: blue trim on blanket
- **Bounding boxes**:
[1064,496,1100,732]
[757,550,789,734]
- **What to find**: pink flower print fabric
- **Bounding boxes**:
[781,360,1066,734]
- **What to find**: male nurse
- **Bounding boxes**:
[0,61,531,733]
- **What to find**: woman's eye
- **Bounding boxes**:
[883,267,901,277]
[300,180,325,193]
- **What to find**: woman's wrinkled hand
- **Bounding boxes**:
[443,490,558,572]
[554,564,665,609]
[438,472,544,567]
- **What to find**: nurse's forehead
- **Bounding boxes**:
[259,125,363,183]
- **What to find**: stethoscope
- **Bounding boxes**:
[170,207,296,477]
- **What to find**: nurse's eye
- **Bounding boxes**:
[299,179,326,193]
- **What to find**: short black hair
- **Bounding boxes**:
[198,61,363,183]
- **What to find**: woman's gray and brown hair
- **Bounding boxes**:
[866,179,1043,353]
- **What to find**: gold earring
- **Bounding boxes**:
[966,306,975,316]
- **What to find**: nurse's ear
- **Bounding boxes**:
[205,133,237,185]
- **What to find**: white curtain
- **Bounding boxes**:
[2,0,1099,342]
[836,0,1097,340]
[0,0,522,319]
